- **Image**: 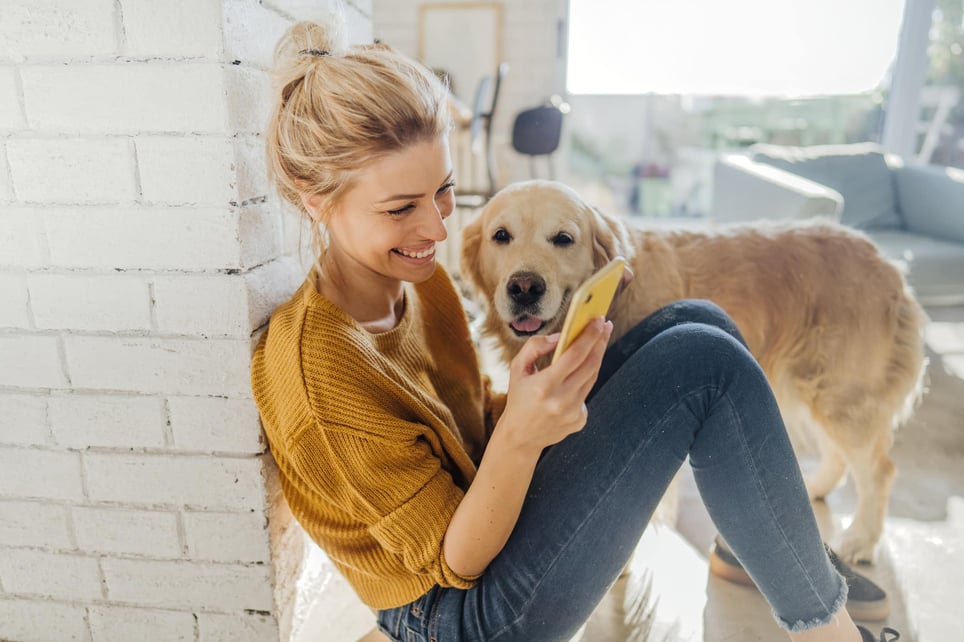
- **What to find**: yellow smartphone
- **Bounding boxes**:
[551,257,627,363]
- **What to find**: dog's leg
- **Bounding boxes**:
[833,432,896,564]
[805,428,848,501]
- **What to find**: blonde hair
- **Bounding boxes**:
[265,20,452,263]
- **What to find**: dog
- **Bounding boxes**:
[459,179,927,563]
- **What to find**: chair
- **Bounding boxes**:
[511,96,568,180]
[454,63,508,209]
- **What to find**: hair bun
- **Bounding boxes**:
[274,14,347,71]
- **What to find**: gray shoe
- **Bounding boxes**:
[858,625,900,641]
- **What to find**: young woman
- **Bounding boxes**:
[251,19,899,642]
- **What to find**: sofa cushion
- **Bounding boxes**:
[867,228,964,304]
[893,163,964,244]
[751,143,902,230]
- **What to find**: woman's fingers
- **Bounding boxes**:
[511,332,561,375]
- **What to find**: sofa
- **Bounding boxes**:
[711,142,964,305]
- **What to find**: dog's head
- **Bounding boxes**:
[460,180,633,355]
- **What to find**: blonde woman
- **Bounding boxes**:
[251,19,899,642]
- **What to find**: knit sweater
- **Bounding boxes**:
[250,264,506,609]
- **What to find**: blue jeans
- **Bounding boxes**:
[377,300,847,641]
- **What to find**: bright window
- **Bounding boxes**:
[567,0,906,96]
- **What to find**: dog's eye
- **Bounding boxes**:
[551,232,574,247]
[492,228,511,244]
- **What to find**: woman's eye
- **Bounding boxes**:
[436,181,455,196]
[552,232,574,246]
[387,204,414,216]
[492,228,511,243]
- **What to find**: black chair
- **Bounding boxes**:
[455,63,508,208]
[511,98,568,180]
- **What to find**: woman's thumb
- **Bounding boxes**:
[515,333,560,374]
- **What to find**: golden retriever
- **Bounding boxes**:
[459,180,927,563]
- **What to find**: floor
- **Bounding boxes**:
[298,304,964,642]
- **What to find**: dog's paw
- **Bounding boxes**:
[832,529,878,564]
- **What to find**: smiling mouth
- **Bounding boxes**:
[393,244,436,260]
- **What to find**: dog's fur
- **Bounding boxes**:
[460,180,927,563]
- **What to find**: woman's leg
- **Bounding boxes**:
[379,300,847,642]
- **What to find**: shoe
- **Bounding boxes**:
[857,625,900,641]
[708,536,890,621]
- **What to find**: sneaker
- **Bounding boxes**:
[857,625,900,641]
[708,536,890,621]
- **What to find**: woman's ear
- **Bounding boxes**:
[301,192,328,222]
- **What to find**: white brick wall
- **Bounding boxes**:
[0,1,352,640]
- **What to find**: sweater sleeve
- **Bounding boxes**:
[291,423,480,588]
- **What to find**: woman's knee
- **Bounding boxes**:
[642,299,746,348]
[643,321,758,384]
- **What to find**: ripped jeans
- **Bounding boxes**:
[377,300,847,641]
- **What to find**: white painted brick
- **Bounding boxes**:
[0,598,89,642]
[137,135,236,205]
[0,500,71,548]
[197,611,279,642]
[45,207,241,270]
[65,336,252,396]
[6,138,136,204]
[0,145,11,203]
[245,256,306,331]
[0,549,102,601]
[239,205,284,268]
[101,558,273,611]
[0,334,67,389]
[183,511,269,563]
[89,605,194,642]
[0,207,47,268]
[29,273,151,332]
[22,64,228,134]
[121,0,223,59]
[235,135,269,204]
[0,447,83,501]
[153,274,249,337]
[0,271,30,328]
[222,0,291,69]
[0,67,24,129]
[84,452,266,511]
[0,0,118,61]
[168,396,264,454]
[224,66,270,134]
[0,394,48,446]
[48,394,166,450]
[73,506,180,557]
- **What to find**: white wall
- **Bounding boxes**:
[0,1,371,641]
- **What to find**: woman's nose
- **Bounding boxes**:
[422,204,449,241]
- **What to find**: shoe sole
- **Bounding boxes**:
[708,550,891,621]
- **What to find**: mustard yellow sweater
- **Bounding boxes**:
[250,265,505,609]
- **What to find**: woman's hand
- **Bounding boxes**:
[442,317,613,578]
[497,317,613,454]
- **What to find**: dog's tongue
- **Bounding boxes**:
[511,316,543,333]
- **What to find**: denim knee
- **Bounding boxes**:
[638,299,747,349]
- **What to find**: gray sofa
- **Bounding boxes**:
[712,142,964,305]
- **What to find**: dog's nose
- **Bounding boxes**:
[506,272,546,306]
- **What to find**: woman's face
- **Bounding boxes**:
[322,136,455,286]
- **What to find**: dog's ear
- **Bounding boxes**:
[590,205,634,269]
[459,209,487,296]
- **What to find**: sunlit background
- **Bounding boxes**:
[567,0,906,96]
